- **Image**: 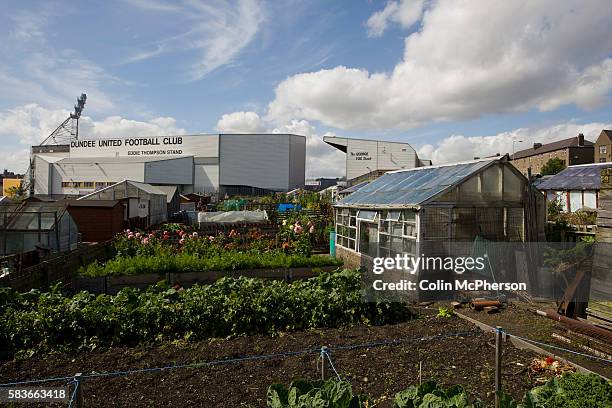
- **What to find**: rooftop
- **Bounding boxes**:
[336,156,503,208]
[512,135,594,160]
[537,162,612,191]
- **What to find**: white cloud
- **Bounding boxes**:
[272,119,345,178]
[366,0,425,37]
[268,0,612,130]
[123,0,264,80]
[418,121,612,165]
[215,111,266,133]
[1,8,117,114]
[0,104,186,172]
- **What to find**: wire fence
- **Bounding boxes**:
[0,327,609,407]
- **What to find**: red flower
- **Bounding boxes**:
[545,356,554,365]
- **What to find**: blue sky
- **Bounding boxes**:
[1,0,611,177]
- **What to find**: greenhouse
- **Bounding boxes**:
[0,201,78,255]
[333,156,545,275]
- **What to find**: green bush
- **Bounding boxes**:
[79,251,343,277]
[0,270,412,358]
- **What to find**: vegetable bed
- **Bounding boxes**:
[0,315,545,408]
[0,269,410,359]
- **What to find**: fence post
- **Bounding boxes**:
[495,326,502,408]
[74,372,83,408]
[320,346,328,381]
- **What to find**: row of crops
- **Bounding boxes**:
[0,269,412,359]
[267,375,612,408]
[79,220,339,277]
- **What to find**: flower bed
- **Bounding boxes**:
[79,223,341,278]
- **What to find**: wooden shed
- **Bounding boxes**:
[65,200,124,242]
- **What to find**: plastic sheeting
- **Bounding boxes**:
[197,210,268,223]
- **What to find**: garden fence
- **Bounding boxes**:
[0,327,609,408]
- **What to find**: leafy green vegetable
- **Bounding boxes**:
[0,269,412,359]
[394,381,483,408]
[437,307,454,318]
[267,379,372,408]
[514,373,612,408]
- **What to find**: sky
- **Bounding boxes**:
[0,0,611,178]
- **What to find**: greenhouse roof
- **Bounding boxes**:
[537,162,612,191]
[77,180,167,200]
[340,181,369,194]
[5,202,68,230]
[336,157,501,208]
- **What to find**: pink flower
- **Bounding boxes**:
[163,230,169,235]
[179,238,185,245]
[309,225,315,234]
[125,229,131,233]
[149,233,155,238]
[163,235,169,240]
[141,238,149,245]
[127,234,134,240]
[208,236,215,241]
[178,230,184,236]
[294,225,303,234]
[192,232,198,237]
[135,232,141,238]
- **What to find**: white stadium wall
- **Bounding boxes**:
[31,133,306,195]
[323,136,419,181]
[219,134,305,191]
[144,157,193,185]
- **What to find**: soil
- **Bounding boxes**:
[455,300,612,378]
[0,315,540,408]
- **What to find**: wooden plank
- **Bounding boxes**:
[599,199,612,211]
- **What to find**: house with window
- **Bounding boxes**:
[594,129,612,163]
[511,134,594,175]
[537,162,612,213]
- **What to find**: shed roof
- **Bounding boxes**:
[154,185,178,203]
[65,200,123,208]
[336,157,502,208]
[537,162,612,191]
[77,180,166,200]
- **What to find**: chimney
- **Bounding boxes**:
[533,143,542,149]
[578,133,584,146]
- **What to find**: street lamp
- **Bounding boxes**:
[512,140,524,158]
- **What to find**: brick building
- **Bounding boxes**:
[594,129,612,163]
[511,134,594,175]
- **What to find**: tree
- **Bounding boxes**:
[5,184,26,202]
[540,157,566,176]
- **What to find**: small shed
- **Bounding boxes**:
[334,156,545,296]
[537,163,612,212]
[77,180,168,228]
[155,185,181,218]
[65,200,125,242]
[0,202,78,255]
